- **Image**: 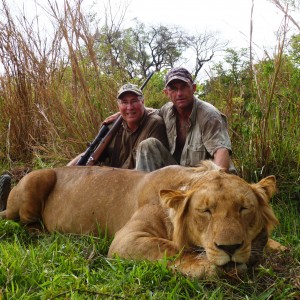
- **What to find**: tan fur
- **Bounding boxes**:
[0,161,216,234]
[0,161,281,278]
[108,168,280,278]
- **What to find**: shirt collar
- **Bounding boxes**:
[189,96,198,126]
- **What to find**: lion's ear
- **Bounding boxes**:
[159,189,190,248]
[252,175,277,200]
[251,175,279,233]
[159,189,186,210]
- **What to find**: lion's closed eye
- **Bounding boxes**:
[196,208,212,216]
[239,202,255,215]
[239,206,248,213]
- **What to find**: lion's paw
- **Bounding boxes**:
[266,238,287,252]
[172,257,219,279]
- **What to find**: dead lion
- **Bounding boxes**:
[0,161,280,278]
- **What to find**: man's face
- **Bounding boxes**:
[164,80,196,111]
[118,92,145,128]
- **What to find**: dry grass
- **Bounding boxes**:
[0,0,121,167]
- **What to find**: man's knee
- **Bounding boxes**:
[138,137,161,151]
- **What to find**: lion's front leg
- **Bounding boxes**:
[108,233,179,260]
[108,204,181,259]
[172,252,219,278]
[109,234,219,279]
[108,205,218,279]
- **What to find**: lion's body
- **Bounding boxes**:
[0,161,280,278]
[0,163,211,235]
[3,167,140,235]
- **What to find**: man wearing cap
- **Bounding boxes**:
[134,67,236,173]
[67,83,169,169]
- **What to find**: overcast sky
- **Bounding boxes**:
[98,0,289,55]
[8,0,299,76]
[125,0,284,48]
[11,0,290,49]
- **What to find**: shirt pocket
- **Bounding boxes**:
[186,144,208,166]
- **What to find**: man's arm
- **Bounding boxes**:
[67,153,83,166]
[102,112,120,126]
[147,117,169,150]
[213,148,230,171]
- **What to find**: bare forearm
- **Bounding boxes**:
[213,148,230,171]
[67,153,83,166]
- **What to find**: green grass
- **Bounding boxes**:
[0,0,299,298]
[0,193,299,299]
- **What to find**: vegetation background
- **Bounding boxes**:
[0,0,299,298]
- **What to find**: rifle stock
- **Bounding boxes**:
[76,71,154,166]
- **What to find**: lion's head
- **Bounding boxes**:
[160,170,279,273]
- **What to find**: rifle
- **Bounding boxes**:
[76,71,155,166]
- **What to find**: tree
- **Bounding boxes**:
[288,34,300,65]
[94,0,133,78]
[95,18,187,79]
[186,30,228,79]
[129,20,188,77]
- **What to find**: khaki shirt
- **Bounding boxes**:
[159,96,232,167]
[99,111,169,169]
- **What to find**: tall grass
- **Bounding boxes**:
[0,0,122,167]
[204,18,300,184]
[0,0,299,188]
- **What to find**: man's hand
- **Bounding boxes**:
[67,153,83,166]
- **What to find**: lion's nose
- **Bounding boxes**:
[215,243,243,255]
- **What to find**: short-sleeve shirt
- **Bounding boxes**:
[99,111,169,169]
[159,96,232,167]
